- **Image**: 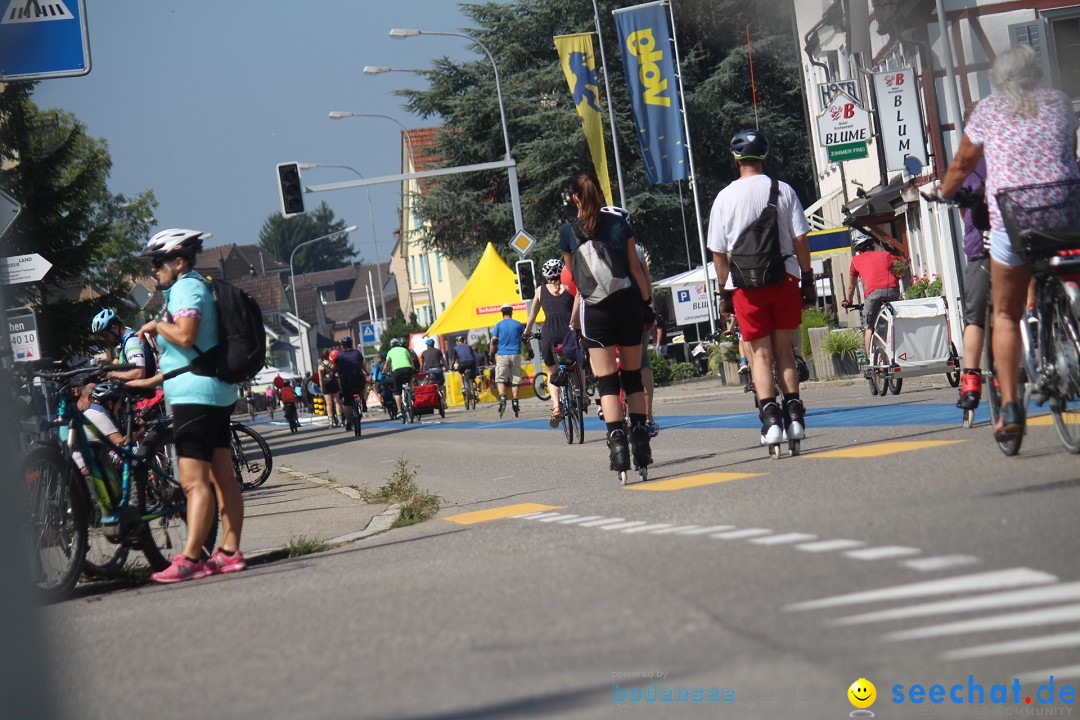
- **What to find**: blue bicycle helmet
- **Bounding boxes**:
[425,338,435,347]
[91,308,118,334]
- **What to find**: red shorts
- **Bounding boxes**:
[732,275,802,342]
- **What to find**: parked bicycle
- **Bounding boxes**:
[17,363,216,598]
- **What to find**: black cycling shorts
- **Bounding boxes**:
[392,368,415,392]
[457,362,476,380]
[580,290,644,349]
[172,403,234,462]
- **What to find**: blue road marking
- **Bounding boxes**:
[395,404,995,431]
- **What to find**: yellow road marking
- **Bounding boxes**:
[627,472,763,492]
[443,503,563,525]
[812,440,966,458]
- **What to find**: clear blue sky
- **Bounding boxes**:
[32,1,484,268]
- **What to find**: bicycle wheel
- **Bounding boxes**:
[570,369,585,445]
[136,431,218,571]
[946,343,961,387]
[231,423,273,490]
[353,396,363,437]
[533,372,550,401]
[21,445,88,598]
[890,371,903,395]
[870,350,887,396]
[1048,289,1080,453]
[560,386,574,444]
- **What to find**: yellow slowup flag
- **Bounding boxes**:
[554,33,613,206]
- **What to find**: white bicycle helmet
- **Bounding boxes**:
[140,228,210,258]
[541,258,564,279]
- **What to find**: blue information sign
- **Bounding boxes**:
[0,0,91,81]
[360,324,377,344]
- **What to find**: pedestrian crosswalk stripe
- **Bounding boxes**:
[624,523,675,534]
[943,631,1080,661]
[830,582,1080,627]
[626,471,763,491]
[443,503,563,525]
[558,515,603,524]
[784,568,1058,612]
[901,555,981,572]
[651,525,702,535]
[810,440,966,458]
[579,517,627,528]
[752,533,817,545]
[538,513,580,523]
[796,539,866,553]
[674,525,736,535]
[883,603,1080,643]
[712,528,772,540]
[845,546,921,561]
[601,521,649,531]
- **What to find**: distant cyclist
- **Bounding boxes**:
[452,336,478,397]
[524,258,574,426]
[842,232,901,357]
[384,337,419,417]
[334,337,367,432]
[420,337,447,386]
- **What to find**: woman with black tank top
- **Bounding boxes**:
[524,258,574,426]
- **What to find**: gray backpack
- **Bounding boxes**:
[569,215,632,306]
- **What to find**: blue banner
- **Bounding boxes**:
[612,2,688,185]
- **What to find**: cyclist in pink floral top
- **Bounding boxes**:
[938,45,1079,444]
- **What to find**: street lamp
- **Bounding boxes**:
[388,27,523,232]
[289,225,357,373]
[297,162,387,322]
[362,66,423,75]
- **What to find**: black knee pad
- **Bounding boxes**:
[620,368,644,396]
[596,373,621,398]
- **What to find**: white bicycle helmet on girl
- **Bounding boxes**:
[140,228,210,258]
[541,258,564,279]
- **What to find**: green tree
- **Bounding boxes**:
[258,201,359,272]
[398,0,815,281]
[378,309,424,354]
[0,84,158,359]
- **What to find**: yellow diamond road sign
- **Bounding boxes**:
[509,230,535,257]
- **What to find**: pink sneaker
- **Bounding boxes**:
[204,548,247,575]
[151,554,208,584]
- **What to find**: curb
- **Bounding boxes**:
[244,469,405,568]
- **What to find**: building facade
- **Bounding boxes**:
[793,0,1080,342]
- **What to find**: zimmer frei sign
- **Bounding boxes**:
[817,90,871,163]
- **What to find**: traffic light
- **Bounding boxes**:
[276,162,305,217]
[515,259,536,302]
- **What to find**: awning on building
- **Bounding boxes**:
[841,174,912,255]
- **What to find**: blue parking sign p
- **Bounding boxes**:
[677,290,690,302]
[0,0,91,81]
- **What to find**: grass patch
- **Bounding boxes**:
[285,535,332,557]
[359,456,442,528]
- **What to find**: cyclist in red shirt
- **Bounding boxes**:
[842,233,902,356]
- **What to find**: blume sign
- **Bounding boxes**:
[873,67,928,172]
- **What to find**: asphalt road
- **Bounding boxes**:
[42,377,1080,719]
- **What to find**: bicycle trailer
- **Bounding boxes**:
[411,373,442,414]
[863,296,959,393]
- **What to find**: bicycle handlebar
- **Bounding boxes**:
[31,363,138,382]
[920,186,983,209]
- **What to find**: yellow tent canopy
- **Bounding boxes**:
[425,243,543,337]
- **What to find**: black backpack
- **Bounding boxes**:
[729,176,790,289]
[169,278,266,384]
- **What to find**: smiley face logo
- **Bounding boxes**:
[848,678,876,709]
